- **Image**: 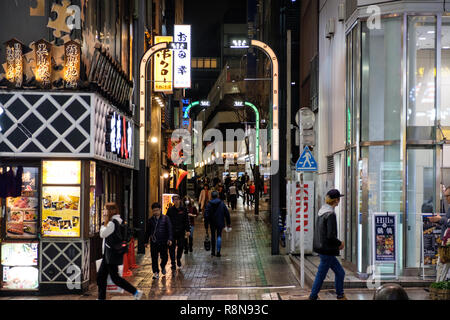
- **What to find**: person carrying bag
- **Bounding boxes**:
[97,202,143,300]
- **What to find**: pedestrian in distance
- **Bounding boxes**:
[204,191,232,257]
[199,184,211,214]
[97,202,143,300]
[428,186,450,282]
[229,182,238,211]
[309,189,347,300]
[167,195,191,270]
[183,197,198,254]
[248,181,256,207]
[145,202,173,279]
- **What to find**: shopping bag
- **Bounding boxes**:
[96,259,124,293]
[204,234,211,251]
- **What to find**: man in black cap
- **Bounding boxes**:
[309,189,346,300]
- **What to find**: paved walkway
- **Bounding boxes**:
[0,196,433,300]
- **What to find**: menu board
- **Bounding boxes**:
[5,167,39,239]
[1,243,38,266]
[374,214,396,263]
[42,186,81,237]
[422,214,442,265]
[2,266,39,290]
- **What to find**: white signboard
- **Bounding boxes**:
[173,25,191,88]
[288,181,314,254]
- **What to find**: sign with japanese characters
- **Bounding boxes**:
[154,36,173,92]
[373,213,396,263]
[181,99,191,129]
[173,25,191,88]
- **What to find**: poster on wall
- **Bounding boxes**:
[422,214,442,266]
[41,186,81,237]
[162,194,177,216]
[1,243,38,266]
[373,213,396,263]
[5,167,39,239]
[2,266,39,290]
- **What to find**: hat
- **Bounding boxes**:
[327,189,344,199]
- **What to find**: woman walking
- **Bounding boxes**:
[97,202,143,300]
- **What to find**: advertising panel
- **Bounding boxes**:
[373,213,396,263]
[1,243,39,290]
[288,181,314,254]
[154,36,173,92]
[162,194,177,216]
[2,266,39,290]
[42,186,81,237]
[5,167,39,239]
[422,214,442,265]
[173,25,191,88]
[1,243,38,266]
[42,161,81,185]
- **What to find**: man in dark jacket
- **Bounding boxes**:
[145,202,173,279]
[166,194,190,270]
[204,191,232,257]
[309,189,346,300]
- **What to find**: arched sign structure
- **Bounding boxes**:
[139,41,169,160]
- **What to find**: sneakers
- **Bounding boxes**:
[211,252,215,257]
[134,290,144,300]
[216,252,221,257]
[337,295,348,300]
[161,268,166,276]
[152,273,159,279]
[189,247,193,252]
[177,260,182,268]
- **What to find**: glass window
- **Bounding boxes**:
[441,17,450,125]
[197,59,204,68]
[407,17,437,130]
[192,58,197,68]
[361,18,403,142]
[204,59,211,68]
[211,59,217,69]
[406,148,435,268]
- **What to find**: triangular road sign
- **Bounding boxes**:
[296,146,317,172]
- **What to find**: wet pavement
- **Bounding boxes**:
[0,197,432,300]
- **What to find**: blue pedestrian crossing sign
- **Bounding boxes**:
[296,146,318,172]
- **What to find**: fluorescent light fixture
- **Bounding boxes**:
[419,37,427,41]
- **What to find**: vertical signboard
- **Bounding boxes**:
[422,214,442,265]
[373,213,396,263]
[154,36,173,92]
[181,98,191,129]
[173,25,191,88]
[289,181,314,254]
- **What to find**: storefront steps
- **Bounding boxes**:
[289,254,435,289]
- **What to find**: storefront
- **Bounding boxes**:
[0,91,137,294]
[343,3,450,278]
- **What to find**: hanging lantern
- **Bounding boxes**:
[4,38,24,88]
[34,39,52,88]
[64,40,81,88]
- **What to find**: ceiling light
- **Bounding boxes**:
[419,37,427,41]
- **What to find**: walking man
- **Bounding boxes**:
[204,191,232,257]
[309,189,347,300]
[145,202,173,279]
[167,195,190,270]
[229,182,238,210]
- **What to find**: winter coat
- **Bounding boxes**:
[313,204,342,256]
[166,205,190,236]
[204,198,231,230]
[187,205,198,226]
[145,214,173,244]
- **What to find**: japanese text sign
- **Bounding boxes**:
[173,25,191,88]
[154,36,173,92]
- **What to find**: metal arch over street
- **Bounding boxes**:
[250,40,279,164]
[139,41,169,160]
[244,101,260,166]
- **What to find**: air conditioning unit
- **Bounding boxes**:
[326,18,335,39]
[338,2,346,22]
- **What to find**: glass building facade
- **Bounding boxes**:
[346,9,450,276]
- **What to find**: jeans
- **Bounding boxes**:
[210,226,223,254]
[169,233,185,266]
[150,242,168,273]
[309,254,345,299]
[97,259,137,300]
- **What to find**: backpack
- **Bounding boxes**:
[110,220,129,255]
